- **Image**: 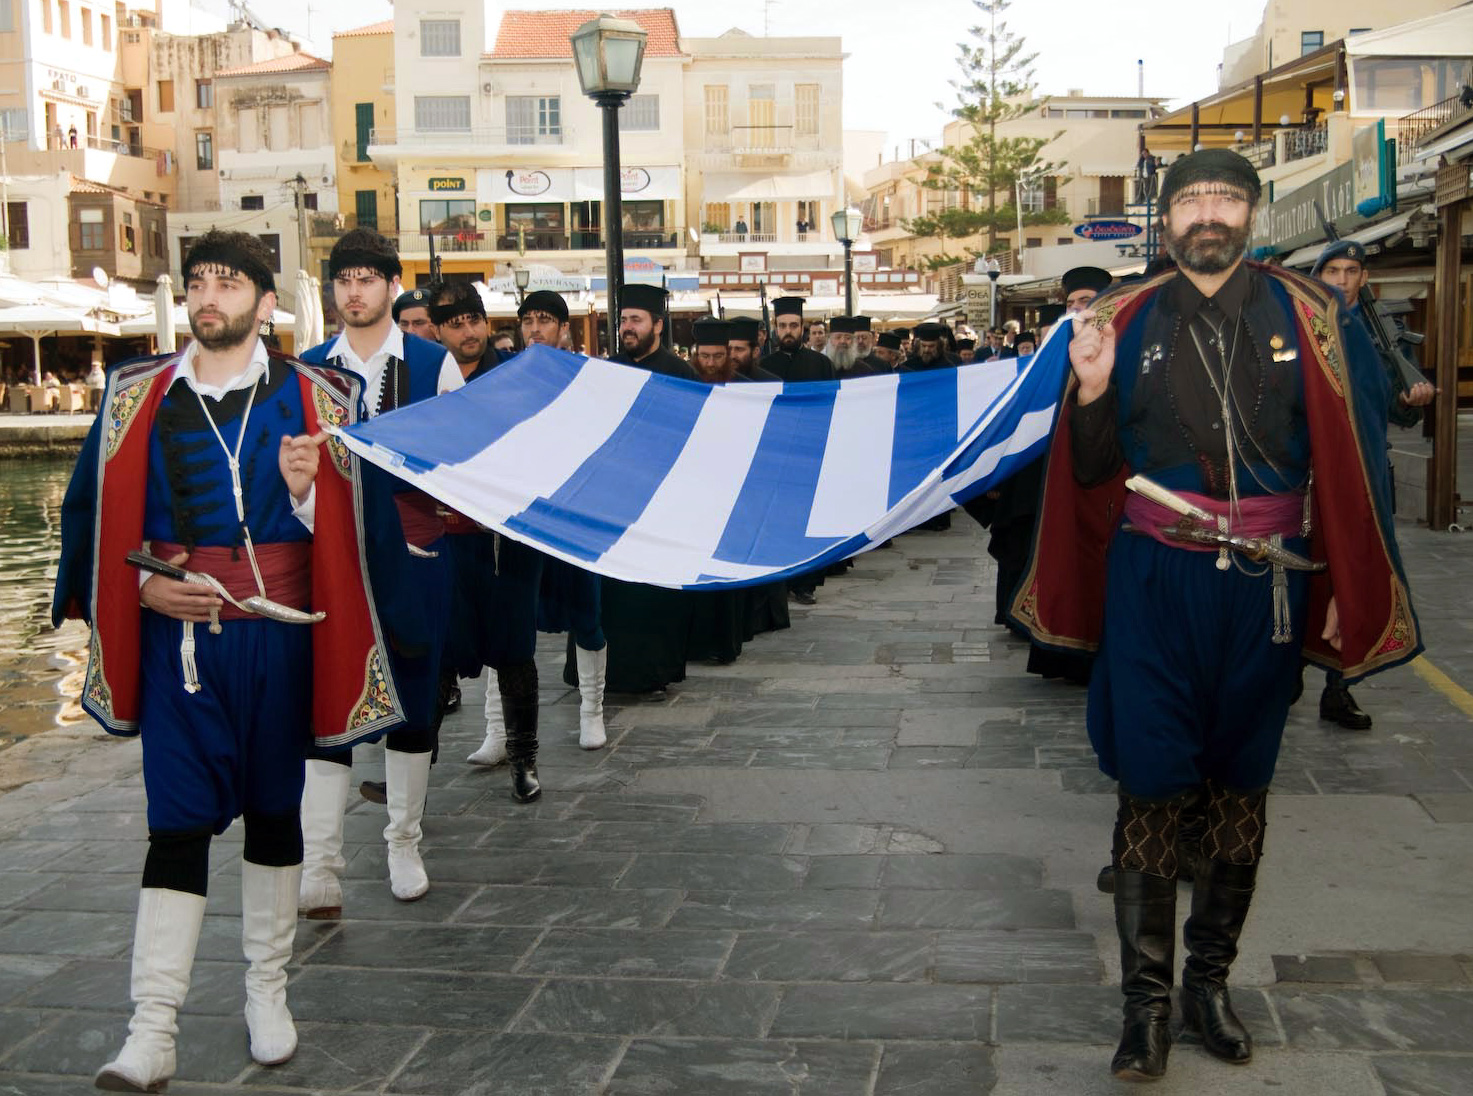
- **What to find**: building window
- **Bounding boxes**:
[302,192,317,210]
[621,199,664,232]
[178,235,196,271]
[1301,31,1324,55]
[1111,108,1147,118]
[704,85,728,135]
[237,107,258,152]
[80,6,90,45]
[42,0,51,34]
[99,11,108,47]
[415,95,470,132]
[297,102,321,148]
[354,189,378,230]
[241,195,264,210]
[58,0,69,37]
[195,129,212,169]
[77,206,104,250]
[355,102,373,161]
[421,198,476,234]
[618,94,659,132]
[0,0,12,31]
[119,211,135,253]
[195,79,212,109]
[157,80,173,112]
[1348,27,1371,36]
[419,18,460,56]
[266,105,288,150]
[505,95,560,144]
[1354,56,1473,113]
[257,234,281,273]
[6,201,28,248]
[149,223,163,258]
[795,83,819,136]
[1025,236,1043,248]
[0,107,26,141]
[502,202,563,243]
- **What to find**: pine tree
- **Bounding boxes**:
[905,0,1069,270]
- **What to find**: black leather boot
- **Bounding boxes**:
[1319,682,1372,730]
[1176,791,1207,886]
[499,661,541,803]
[1111,869,1177,1081]
[1181,857,1258,1064]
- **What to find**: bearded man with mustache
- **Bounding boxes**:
[1010,149,1421,1084]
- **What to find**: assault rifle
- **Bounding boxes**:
[1313,200,1426,423]
[758,280,772,354]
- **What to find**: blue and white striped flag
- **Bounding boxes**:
[335,322,1073,589]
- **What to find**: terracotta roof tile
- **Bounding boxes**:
[215,53,331,78]
[334,20,393,39]
[490,9,682,59]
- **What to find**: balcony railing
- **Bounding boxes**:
[1237,138,1277,169]
[1282,124,1329,164]
[1397,93,1473,154]
[704,125,821,153]
[39,132,173,163]
[386,227,682,255]
[368,125,573,149]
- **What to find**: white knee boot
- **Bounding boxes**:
[576,645,607,750]
[94,888,206,1093]
[298,759,350,919]
[384,749,432,901]
[468,670,508,766]
[241,861,300,1066]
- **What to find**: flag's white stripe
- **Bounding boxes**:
[598,383,781,585]
[806,373,898,537]
[449,358,650,517]
[943,406,1056,497]
[955,359,1019,442]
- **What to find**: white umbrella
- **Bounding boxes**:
[0,304,120,384]
[154,274,176,355]
[293,269,322,350]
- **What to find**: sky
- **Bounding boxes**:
[234,0,1271,150]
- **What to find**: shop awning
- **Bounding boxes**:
[701,171,837,203]
[572,166,681,202]
[1277,207,1419,268]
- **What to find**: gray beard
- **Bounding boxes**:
[825,343,858,372]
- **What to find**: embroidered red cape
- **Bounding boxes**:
[1009,263,1421,682]
[72,351,407,747]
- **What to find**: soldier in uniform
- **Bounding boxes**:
[393,287,438,342]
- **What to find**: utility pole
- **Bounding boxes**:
[0,116,10,246]
[289,172,309,287]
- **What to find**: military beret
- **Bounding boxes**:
[1159,147,1262,207]
[1311,239,1369,277]
[392,287,431,322]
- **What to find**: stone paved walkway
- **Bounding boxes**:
[1,514,1471,1095]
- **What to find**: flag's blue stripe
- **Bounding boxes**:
[887,370,959,508]
[341,344,582,470]
[713,381,842,566]
[505,375,713,561]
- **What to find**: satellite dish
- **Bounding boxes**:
[92,266,109,289]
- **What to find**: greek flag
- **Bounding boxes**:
[335,323,1073,589]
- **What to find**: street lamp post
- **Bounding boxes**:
[984,257,1001,329]
[830,206,862,315]
[572,14,647,318]
[513,266,530,304]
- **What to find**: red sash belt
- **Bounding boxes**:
[1123,491,1304,554]
[441,509,481,536]
[394,492,446,549]
[150,540,312,620]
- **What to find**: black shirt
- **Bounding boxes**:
[1072,262,1297,495]
[613,344,697,381]
[760,345,835,382]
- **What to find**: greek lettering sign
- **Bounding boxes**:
[1250,122,1396,254]
[428,177,465,192]
[963,280,992,329]
[1074,220,1143,241]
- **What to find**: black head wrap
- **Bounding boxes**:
[1158,148,1262,208]
[182,229,277,294]
[518,290,569,324]
[429,282,486,326]
[328,228,403,282]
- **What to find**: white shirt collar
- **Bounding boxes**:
[327,323,404,372]
[175,338,271,400]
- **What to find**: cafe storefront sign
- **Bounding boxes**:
[1250,120,1396,256]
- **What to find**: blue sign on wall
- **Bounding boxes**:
[1074,220,1143,241]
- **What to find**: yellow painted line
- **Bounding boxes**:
[1412,657,1473,719]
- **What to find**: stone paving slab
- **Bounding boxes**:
[2,516,1472,1093]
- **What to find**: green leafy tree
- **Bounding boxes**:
[905,0,1069,270]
